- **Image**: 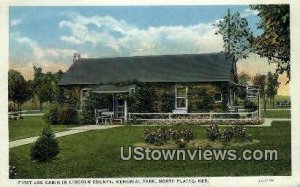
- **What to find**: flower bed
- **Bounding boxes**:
[143,127,193,148]
[137,118,263,126]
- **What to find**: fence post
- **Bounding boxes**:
[210,112,212,120]
[168,113,171,120]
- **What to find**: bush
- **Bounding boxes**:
[30,126,60,162]
[220,126,252,143]
[244,100,257,112]
[57,106,78,124]
[44,103,78,125]
[143,128,170,145]
[143,127,193,148]
[9,164,17,179]
[206,124,220,141]
[206,125,252,143]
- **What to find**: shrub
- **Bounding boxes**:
[44,103,78,125]
[206,124,220,141]
[56,106,78,124]
[44,103,60,124]
[176,139,188,149]
[9,164,17,179]
[30,126,60,162]
[244,100,257,112]
[206,124,252,143]
[220,126,252,143]
[143,128,170,145]
[143,128,193,148]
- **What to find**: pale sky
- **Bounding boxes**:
[9,6,289,95]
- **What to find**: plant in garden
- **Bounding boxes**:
[206,124,252,143]
[44,103,78,125]
[30,126,60,162]
[244,100,257,112]
[176,139,188,149]
[143,128,193,148]
[206,124,220,141]
[9,164,17,179]
[220,126,252,143]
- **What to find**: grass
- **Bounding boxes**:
[9,116,79,141]
[261,109,291,118]
[10,121,291,178]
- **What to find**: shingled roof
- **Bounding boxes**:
[58,52,235,86]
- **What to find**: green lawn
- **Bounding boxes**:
[10,121,291,178]
[9,116,78,141]
[261,109,291,118]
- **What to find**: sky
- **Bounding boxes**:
[9,6,289,95]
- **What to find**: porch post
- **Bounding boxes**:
[124,99,128,122]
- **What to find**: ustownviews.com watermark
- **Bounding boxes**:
[120,147,278,161]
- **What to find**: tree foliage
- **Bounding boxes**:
[251,5,290,81]
[30,126,60,162]
[238,72,251,86]
[214,9,253,62]
[8,69,33,110]
[32,66,65,109]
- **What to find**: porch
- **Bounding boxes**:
[91,85,134,125]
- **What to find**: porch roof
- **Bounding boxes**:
[92,85,135,94]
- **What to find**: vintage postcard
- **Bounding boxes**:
[1,0,300,186]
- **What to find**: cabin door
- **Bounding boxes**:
[114,98,125,119]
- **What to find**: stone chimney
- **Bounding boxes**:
[73,53,81,62]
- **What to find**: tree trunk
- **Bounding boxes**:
[39,98,43,111]
[272,97,275,108]
[263,95,267,112]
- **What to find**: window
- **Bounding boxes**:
[81,88,91,100]
[175,86,188,109]
[214,93,222,103]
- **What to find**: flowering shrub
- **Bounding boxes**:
[205,124,220,141]
[9,164,17,179]
[143,128,170,145]
[220,126,252,142]
[206,125,252,143]
[143,128,193,147]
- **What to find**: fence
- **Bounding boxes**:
[275,101,291,108]
[128,110,259,122]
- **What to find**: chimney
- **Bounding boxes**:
[73,53,81,62]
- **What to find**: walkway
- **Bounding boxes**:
[9,125,122,148]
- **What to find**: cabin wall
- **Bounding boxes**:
[127,82,229,113]
[60,82,230,112]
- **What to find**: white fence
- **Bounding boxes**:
[128,110,259,122]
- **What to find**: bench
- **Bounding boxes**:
[8,111,20,120]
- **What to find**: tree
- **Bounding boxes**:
[266,72,280,108]
[252,74,267,111]
[30,125,60,162]
[236,72,252,99]
[238,72,251,86]
[214,9,253,62]
[250,5,290,81]
[32,67,64,110]
[8,70,32,112]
